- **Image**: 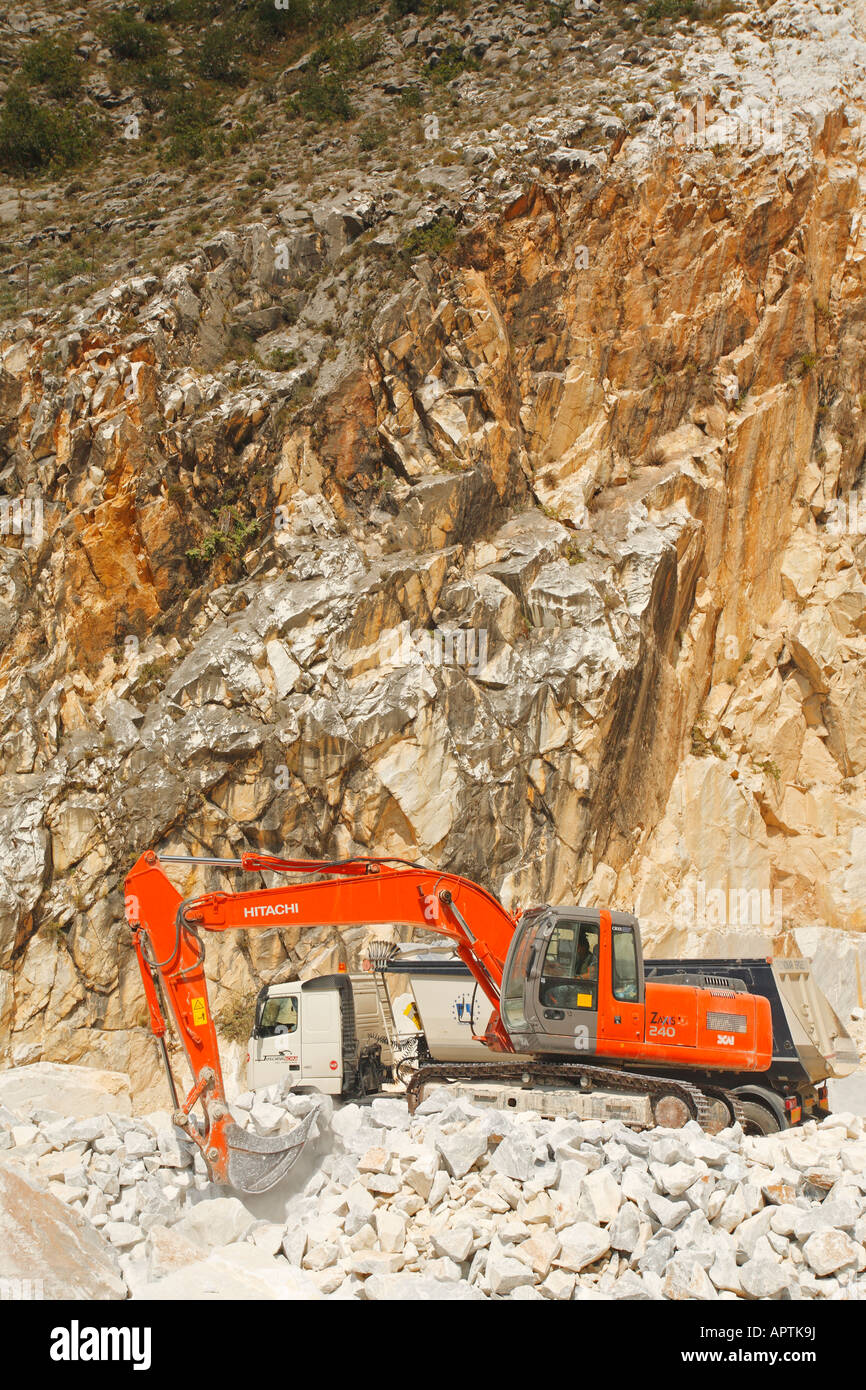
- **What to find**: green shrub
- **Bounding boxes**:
[398,85,422,108]
[22,35,83,99]
[39,918,68,943]
[390,0,460,14]
[227,123,255,153]
[45,251,89,286]
[243,0,373,43]
[289,71,355,122]
[216,995,256,1044]
[358,118,386,149]
[186,509,260,566]
[164,91,223,162]
[314,0,374,36]
[252,0,312,34]
[129,657,171,701]
[267,347,299,370]
[142,0,219,16]
[426,43,479,84]
[754,757,781,783]
[139,57,178,91]
[198,25,248,84]
[645,0,737,16]
[691,721,727,759]
[403,215,457,259]
[646,0,700,15]
[0,86,97,174]
[100,11,168,62]
[311,34,381,75]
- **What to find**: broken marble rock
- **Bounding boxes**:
[363,1273,486,1301]
[135,1245,324,1301]
[12,1062,866,1302]
[172,1196,257,1249]
[737,1257,793,1300]
[0,1161,128,1298]
[435,1124,489,1180]
[555,1222,611,1273]
[802,1229,863,1278]
[662,1252,717,1301]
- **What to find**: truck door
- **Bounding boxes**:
[536,918,599,1054]
[300,989,344,1094]
[248,992,302,1090]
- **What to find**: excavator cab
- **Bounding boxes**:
[500,906,644,1058]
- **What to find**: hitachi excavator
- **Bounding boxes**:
[124,848,797,1194]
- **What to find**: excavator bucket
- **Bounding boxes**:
[224,1109,317,1194]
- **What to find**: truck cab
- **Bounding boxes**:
[246,973,388,1095]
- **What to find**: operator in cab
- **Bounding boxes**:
[574,932,598,979]
[541,926,598,1008]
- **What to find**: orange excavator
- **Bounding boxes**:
[125,849,777,1193]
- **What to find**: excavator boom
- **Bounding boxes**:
[124,850,518,1191]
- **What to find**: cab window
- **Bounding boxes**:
[612,927,639,1002]
[539,921,598,1009]
[258,995,299,1036]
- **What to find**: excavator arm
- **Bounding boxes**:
[124,849,519,1191]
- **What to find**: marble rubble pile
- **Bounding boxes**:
[3,1067,866,1300]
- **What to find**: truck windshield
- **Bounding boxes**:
[257,996,298,1037]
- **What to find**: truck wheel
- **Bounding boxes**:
[738,1099,781,1135]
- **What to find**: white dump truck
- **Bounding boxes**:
[245,946,487,1094]
[245,970,393,1095]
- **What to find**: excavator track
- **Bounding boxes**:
[405,1061,744,1134]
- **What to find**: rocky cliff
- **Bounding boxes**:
[2,0,866,1103]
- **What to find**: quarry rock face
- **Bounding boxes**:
[0,0,865,1099]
